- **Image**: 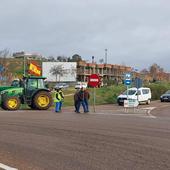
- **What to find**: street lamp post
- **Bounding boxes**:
[105,49,107,64]
[23,55,26,76]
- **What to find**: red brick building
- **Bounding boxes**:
[77,61,132,84]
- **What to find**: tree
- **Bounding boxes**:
[47,56,56,62]
[0,49,10,85]
[69,54,82,62]
[149,63,163,81]
[99,58,104,64]
[70,65,77,79]
[57,56,68,62]
[49,64,66,82]
[140,69,149,75]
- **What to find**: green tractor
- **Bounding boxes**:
[0,76,53,111]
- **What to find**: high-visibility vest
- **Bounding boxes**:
[53,91,62,103]
[59,90,64,100]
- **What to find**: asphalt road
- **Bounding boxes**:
[0,101,170,170]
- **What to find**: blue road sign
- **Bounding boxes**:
[125,79,131,86]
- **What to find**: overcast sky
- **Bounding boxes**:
[0,0,170,71]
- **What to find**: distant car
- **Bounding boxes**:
[75,82,87,89]
[160,90,170,102]
[55,83,69,89]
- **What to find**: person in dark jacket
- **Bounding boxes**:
[74,87,80,113]
[84,88,90,112]
[77,86,88,113]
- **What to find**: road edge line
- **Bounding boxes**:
[0,163,18,170]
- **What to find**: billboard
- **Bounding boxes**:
[42,62,77,82]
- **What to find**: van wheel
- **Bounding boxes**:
[147,99,151,105]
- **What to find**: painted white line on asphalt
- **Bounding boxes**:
[64,93,73,96]
[0,163,18,170]
[90,112,145,116]
[142,107,156,110]
[141,107,157,119]
[90,110,157,119]
[147,110,157,119]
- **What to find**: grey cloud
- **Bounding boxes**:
[0,0,170,71]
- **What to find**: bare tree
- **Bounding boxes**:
[0,49,10,85]
[70,65,77,80]
[0,49,10,56]
[57,56,68,62]
[99,58,104,64]
[47,56,57,62]
[149,63,162,81]
[49,64,66,82]
[140,68,149,74]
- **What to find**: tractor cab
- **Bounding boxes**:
[23,76,52,110]
[25,76,46,89]
[23,76,46,100]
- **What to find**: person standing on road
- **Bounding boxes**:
[59,87,64,111]
[84,88,90,112]
[77,86,88,113]
[53,87,62,112]
[74,87,80,113]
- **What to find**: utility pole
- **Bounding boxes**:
[92,56,94,63]
[105,49,107,64]
[23,55,26,76]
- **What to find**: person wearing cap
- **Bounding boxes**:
[74,86,81,113]
[53,87,62,112]
[77,86,88,113]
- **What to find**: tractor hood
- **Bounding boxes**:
[0,87,23,96]
[0,86,15,92]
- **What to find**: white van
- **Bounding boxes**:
[117,87,151,105]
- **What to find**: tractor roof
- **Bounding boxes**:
[23,75,46,79]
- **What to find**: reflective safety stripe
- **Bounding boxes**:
[59,90,64,99]
[53,91,62,102]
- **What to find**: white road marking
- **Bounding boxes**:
[0,163,18,170]
[90,112,146,116]
[64,93,73,96]
[90,107,157,118]
[141,107,157,118]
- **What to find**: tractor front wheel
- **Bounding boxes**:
[2,96,21,111]
[33,91,52,110]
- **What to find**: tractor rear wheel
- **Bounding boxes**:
[33,91,52,110]
[2,96,21,110]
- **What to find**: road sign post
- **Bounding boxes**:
[88,74,100,113]
[134,77,143,104]
[124,73,132,108]
[124,72,132,100]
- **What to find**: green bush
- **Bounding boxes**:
[146,82,170,100]
[62,82,170,107]
[88,85,125,105]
